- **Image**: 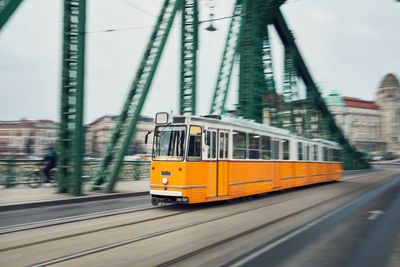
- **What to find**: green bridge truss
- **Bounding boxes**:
[0,0,369,194]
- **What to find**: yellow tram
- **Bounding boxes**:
[149,112,342,206]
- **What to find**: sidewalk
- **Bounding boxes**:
[0,169,377,211]
[0,179,150,211]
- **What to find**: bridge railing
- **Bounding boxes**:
[0,159,150,187]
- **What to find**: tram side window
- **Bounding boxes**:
[206,131,217,159]
[211,132,217,159]
[304,144,309,161]
[272,140,280,160]
[298,142,303,161]
[283,140,289,160]
[313,144,318,161]
[233,131,246,159]
[219,132,229,159]
[187,126,202,161]
[249,134,260,159]
[261,136,271,159]
[328,148,333,162]
[333,149,342,162]
[323,147,328,161]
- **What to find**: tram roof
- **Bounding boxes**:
[163,114,339,148]
[179,115,291,136]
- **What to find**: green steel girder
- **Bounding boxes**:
[209,0,284,117]
[93,0,180,192]
[271,8,369,169]
[238,0,269,123]
[282,48,298,133]
[263,29,280,128]
[262,27,275,94]
[0,0,23,31]
[209,0,242,115]
[58,0,86,195]
[180,0,198,115]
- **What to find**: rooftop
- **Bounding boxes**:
[378,73,400,89]
[325,90,345,106]
[343,97,378,110]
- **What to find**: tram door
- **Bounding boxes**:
[206,129,218,198]
[206,129,229,198]
[218,131,229,196]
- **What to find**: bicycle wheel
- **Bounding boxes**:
[28,172,42,188]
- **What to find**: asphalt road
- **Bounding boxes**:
[0,169,380,229]
[230,171,400,267]
[1,168,400,266]
[0,195,152,228]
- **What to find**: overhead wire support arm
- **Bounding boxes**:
[93,0,180,192]
[0,0,23,31]
[209,0,242,115]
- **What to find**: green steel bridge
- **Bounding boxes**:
[0,0,369,195]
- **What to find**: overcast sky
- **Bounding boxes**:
[0,0,399,123]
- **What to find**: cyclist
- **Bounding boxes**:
[42,147,56,183]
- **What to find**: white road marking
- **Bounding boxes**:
[230,176,399,267]
[230,194,365,267]
[367,210,384,220]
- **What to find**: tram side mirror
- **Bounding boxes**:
[145,130,152,145]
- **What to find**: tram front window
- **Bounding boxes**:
[153,126,186,161]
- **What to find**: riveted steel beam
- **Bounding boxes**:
[58,0,86,195]
[93,0,180,192]
[180,0,199,115]
[0,0,23,31]
[209,0,241,115]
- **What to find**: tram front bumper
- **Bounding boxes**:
[150,190,189,205]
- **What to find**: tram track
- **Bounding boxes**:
[156,171,397,266]
[0,168,379,236]
[0,203,155,235]
[0,189,300,256]
[0,206,192,253]
[19,171,392,267]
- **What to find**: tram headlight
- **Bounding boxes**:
[162,177,168,185]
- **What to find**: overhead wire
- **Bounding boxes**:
[119,0,157,17]
[85,0,303,34]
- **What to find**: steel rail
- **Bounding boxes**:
[0,170,379,236]
[157,171,395,266]
[27,172,389,267]
[0,197,153,235]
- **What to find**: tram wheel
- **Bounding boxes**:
[151,197,160,207]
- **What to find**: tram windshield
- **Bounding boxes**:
[152,125,186,161]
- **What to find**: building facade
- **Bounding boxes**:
[325,92,384,153]
[85,115,154,158]
[0,120,58,158]
[376,73,400,153]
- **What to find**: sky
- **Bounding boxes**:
[0,0,399,123]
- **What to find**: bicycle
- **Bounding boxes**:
[27,167,56,188]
